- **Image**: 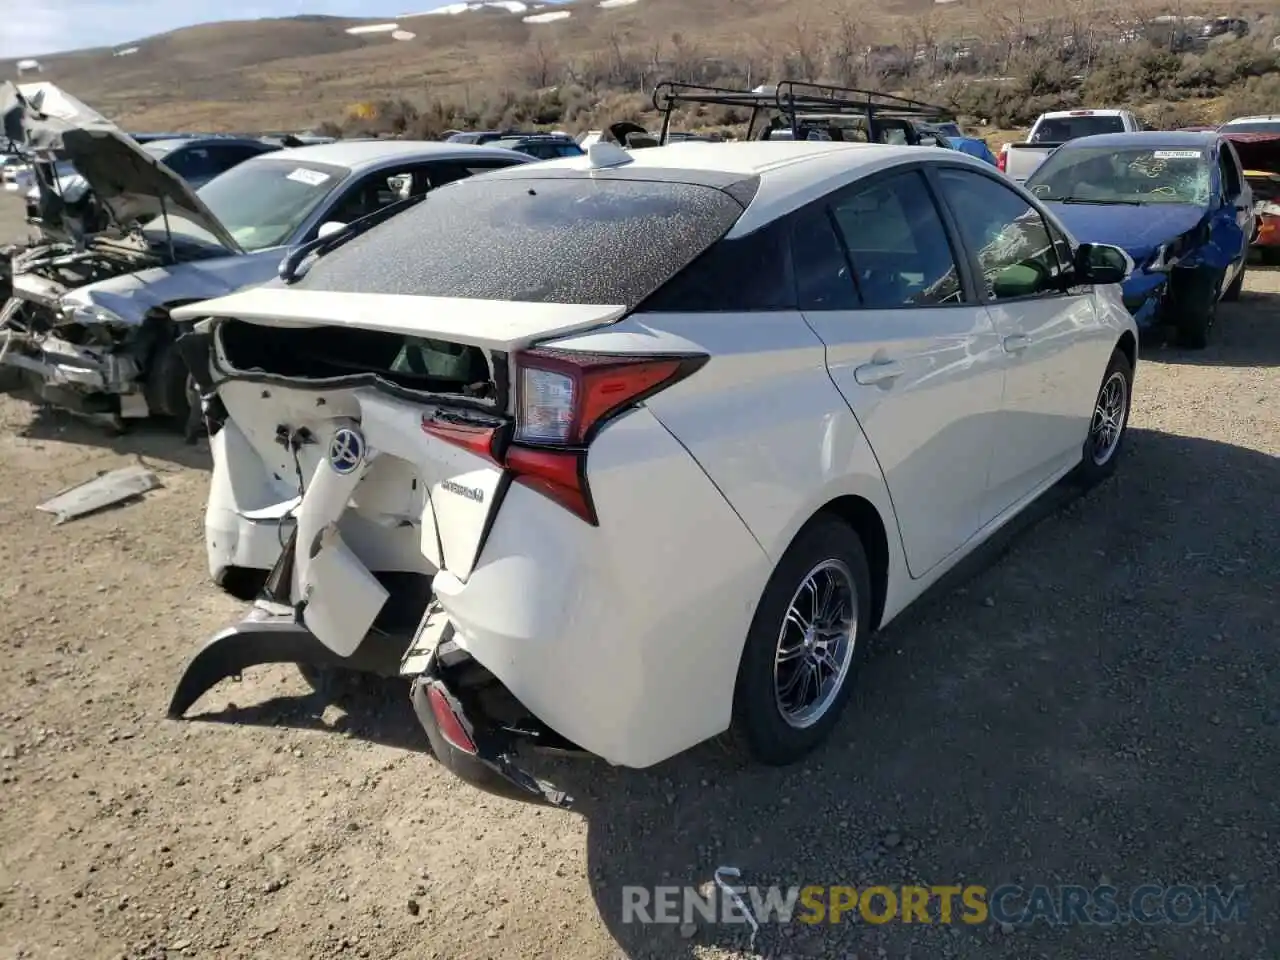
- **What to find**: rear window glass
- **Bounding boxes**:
[1030,116,1126,143]
[293,176,750,306]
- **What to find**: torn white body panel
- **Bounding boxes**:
[206,380,506,657]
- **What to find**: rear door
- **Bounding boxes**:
[797,167,1005,577]
[931,166,1103,517]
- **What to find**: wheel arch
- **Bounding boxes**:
[799,494,891,632]
[1116,329,1137,371]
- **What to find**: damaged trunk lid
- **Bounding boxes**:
[1,81,242,253]
[170,287,625,656]
[1224,133,1280,203]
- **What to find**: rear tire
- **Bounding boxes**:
[1068,348,1133,490]
[732,517,872,765]
[1260,248,1280,267]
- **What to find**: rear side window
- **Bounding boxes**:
[296,177,751,307]
[639,221,792,312]
[790,206,859,310]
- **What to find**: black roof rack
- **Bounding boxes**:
[651,80,952,144]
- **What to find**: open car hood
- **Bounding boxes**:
[1,81,242,254]
[1222,133,1280,175]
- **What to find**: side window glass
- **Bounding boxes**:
[421,162,471,191]
[829,170,963,308]
[790,206,859,310]
[639,222,794,313]
[1218,148,1241,199]
[877,124,909,145]
[936,168,1063,301]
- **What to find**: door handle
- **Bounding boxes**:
[1003,334,1031,354]
[853,359,905,386]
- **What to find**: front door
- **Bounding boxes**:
[795,168,1005,577]
[1216,142,1252,293]
[931,166,1106,519]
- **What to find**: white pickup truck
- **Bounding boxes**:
[997,109,1143,183]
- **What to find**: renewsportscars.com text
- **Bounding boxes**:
[622,883,1247,927]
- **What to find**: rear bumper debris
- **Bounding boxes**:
[167,604,409,719]
[408,661,573,809]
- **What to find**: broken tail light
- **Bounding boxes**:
[427,682,478,755]
[508,348,707,525]
[422,348,706,526]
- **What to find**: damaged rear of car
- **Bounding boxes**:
[1224,131,1280,264]
[1,81,247,428]
[166,164,759,806]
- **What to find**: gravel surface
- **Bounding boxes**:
[1,193,1277,960]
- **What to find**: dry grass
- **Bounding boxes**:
[1,0,1273,130]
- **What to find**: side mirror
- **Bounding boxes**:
[316,220,345,239]
[918,134,941,147]
[1074,242,1133,284]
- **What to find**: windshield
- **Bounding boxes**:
[1030,116,1126,144]
[1026,146,1211,204]
[150,158,347,252]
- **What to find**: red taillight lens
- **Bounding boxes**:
[427,683,478,755]
[997,148,1008,173]
[508,348,705,524]
[420,415,499,464]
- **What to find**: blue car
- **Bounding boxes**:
[1024,131,1254,348]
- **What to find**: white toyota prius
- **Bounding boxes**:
[168,140,1139,806]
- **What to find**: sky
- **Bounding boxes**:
[0,0,428,59]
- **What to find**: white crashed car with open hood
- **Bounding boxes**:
[0,81,532,432]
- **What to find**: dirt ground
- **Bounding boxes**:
[1,192,1278,960]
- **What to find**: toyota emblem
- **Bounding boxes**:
[327,426,365,475]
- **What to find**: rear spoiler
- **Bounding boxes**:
[168,288,628,353]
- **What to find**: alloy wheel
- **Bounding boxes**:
[773,559,859,729]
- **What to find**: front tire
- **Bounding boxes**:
[1069,347,1133,490]
[1168,266,1221,349]
[732,517,872,765]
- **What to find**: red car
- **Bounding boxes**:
[1223,132,1280,265]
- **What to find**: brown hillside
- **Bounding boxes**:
[0,0,1266,130]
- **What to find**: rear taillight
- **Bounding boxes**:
[427,683,478,755]
[997,146,1008,173]
[508,348,705,524]
[420,415,499,464]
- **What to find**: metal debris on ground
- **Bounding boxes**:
[714,865,760,951]
[36,465,161,523]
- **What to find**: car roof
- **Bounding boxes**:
[1039,109,1129,119]
[245,139,531,172]
[143,136,274,153]
[475,139,994,235]
[1055,130,1220,149]
[1222,115,1280,124]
